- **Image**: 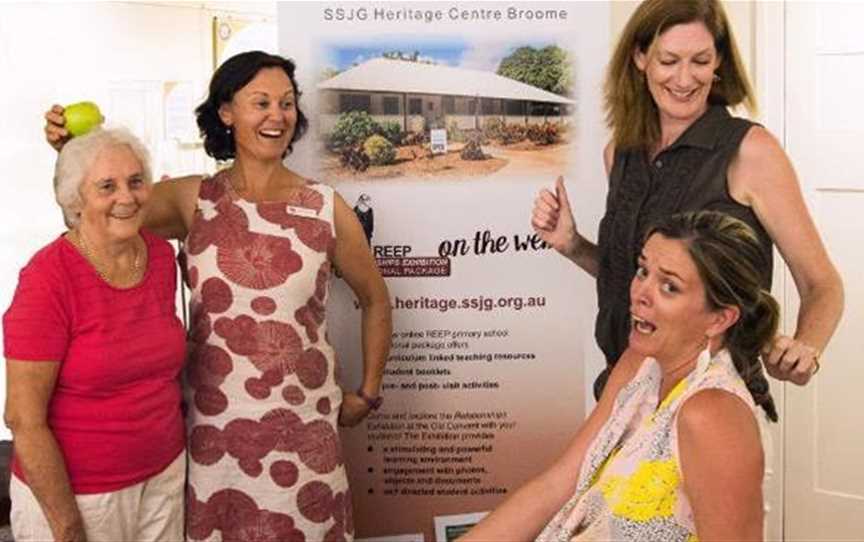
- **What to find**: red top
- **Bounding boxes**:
[3,230,186,494]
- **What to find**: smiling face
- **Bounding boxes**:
[634,21,721,127]
[77,144,151,243]
[218,67,297,162]
[629,233,734,364]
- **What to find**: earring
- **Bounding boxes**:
[225,126,232,135]
[712,73,721,83]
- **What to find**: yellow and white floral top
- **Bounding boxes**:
[537,348,761,542]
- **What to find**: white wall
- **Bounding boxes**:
[0,1,274,440]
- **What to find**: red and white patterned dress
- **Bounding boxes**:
[183,171,352,542]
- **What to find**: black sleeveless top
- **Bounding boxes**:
[594,106,773,395]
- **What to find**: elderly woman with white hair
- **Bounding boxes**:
[2,127,186,542]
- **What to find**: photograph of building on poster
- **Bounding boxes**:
[316,40,575,182]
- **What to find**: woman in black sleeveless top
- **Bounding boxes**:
[532,0,843,412]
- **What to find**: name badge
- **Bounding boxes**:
[286,205,320,219]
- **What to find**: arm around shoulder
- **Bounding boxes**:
[677,389,764,541]
[145,175,203,240]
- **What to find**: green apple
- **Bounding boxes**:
[64,101,104,137]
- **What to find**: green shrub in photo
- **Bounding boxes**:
[481,117,505,141]
[447,121,465,143]
[363,134,397,165]
[377,121,403,146]
[329,111,379,149]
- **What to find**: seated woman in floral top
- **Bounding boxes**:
[463,210,780,542]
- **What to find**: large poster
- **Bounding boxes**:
[279,3,610,540]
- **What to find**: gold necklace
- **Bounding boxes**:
[72,229,143,286]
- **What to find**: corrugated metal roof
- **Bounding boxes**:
[317,58,574,105]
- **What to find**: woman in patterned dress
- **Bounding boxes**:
[46,51,392,541]
[463,211,778,541]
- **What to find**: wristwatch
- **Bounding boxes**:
[357,388,383,411]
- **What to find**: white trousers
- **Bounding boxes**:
[11,451,186,542]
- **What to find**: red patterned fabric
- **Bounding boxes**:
[184,172,350,541]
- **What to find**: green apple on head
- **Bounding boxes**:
[64,101,104,137]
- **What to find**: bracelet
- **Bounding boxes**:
[811,351,822,376]
[357,389,383,411]
[807,345,822,376]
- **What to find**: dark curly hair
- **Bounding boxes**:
[645,210,779,422]
[195,51,309,161]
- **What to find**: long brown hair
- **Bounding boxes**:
[604,0,755,150]
[646,210,779,422]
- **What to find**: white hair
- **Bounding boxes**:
[53,127,152,227]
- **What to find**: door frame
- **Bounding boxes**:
[754,2,788,540]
